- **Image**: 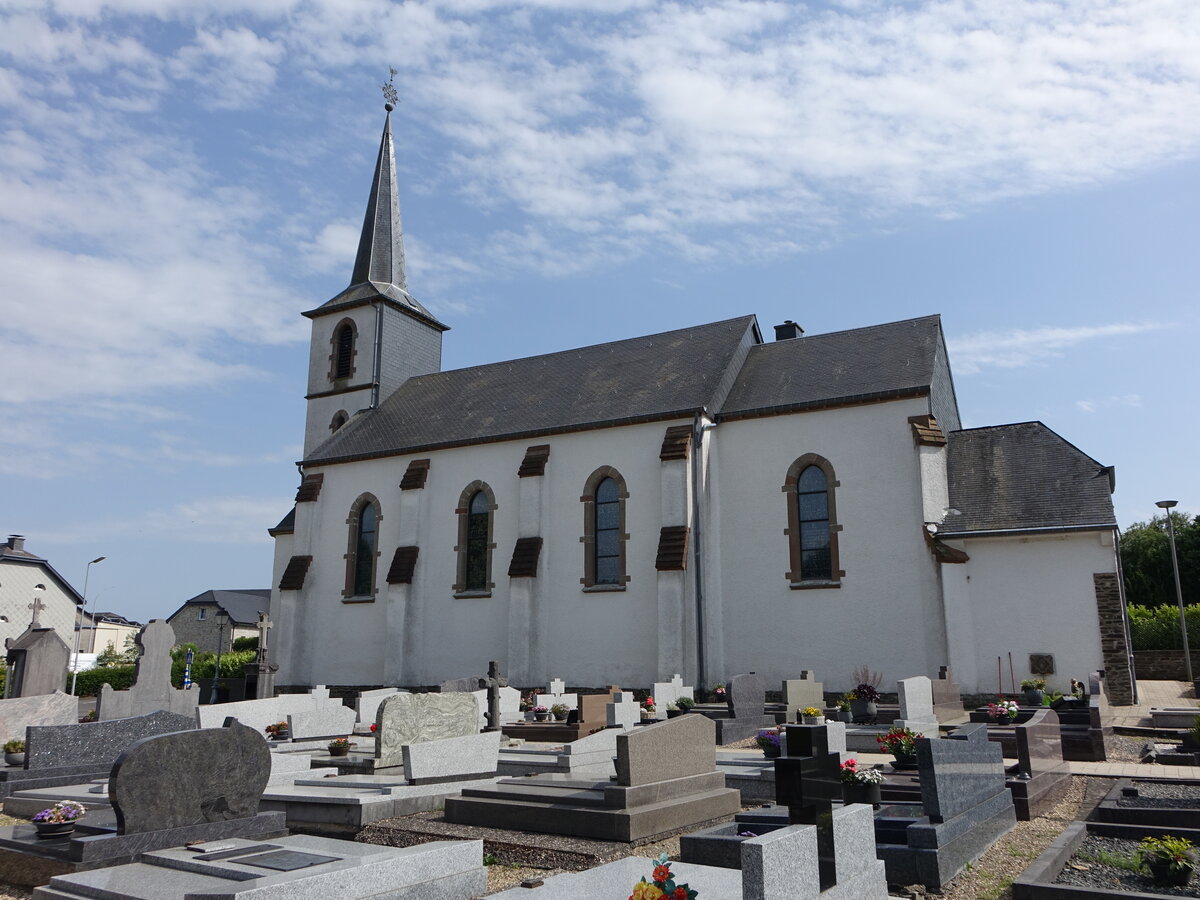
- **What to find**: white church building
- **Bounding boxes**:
[268,106,1135,704]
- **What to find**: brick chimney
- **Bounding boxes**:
[6,535,25,552]
[774,320,804,341]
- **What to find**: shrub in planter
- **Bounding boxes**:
[3,738,25,767]
[1136,834,1197,886]
[675,696,695,711]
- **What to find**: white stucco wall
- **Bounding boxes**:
[707,396,949,693]
[303,305,377,456]
[0,560,81,655]
[941,530,1115,695]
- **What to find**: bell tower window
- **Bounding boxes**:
[330,319,357,382]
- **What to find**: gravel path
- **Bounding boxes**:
[1059,834,1200,897]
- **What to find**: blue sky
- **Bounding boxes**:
[1,0,1197,624]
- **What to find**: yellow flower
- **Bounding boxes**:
[630,881,664,900]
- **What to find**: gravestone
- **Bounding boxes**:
[713,673,777,744]
[482,660,508,732]
[195,684,338,733]
[535,677,578,711]
[355,687,403,726]
[931,667,967,724]
[439,676,483,692]
[446,713,740,842]
[894,676,938,734]
[606,691,640,731]
[784,671,825,721]
[0,691,76,745]
[4,626,69,698]
[243,612,277,700]
[96,620,199,721]
[26,708,196,771]
[1007,707,1070,820]
[110,718,271,832]
[650,673,694,720]
[775,724,843,888]
[375,692,479,768]
[470,685,521,731]
[287,704,356,740]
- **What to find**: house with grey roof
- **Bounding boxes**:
[266,103,1134,703]
[0,535,84,663]
[166,589,270,654]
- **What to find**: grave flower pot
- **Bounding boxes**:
[841,783,881,806]
[850,699,877,724]
[1022,689,1044,706]
[35,822,75,839]
[761,744,781,759]
[533,712,549,722]
[837,709,852,723]
[4,752,24,767]
[328,745,350,757]
[553,711,567,721]
[801,715,823,725]
[1145,860,1193,887]
[890,752,918,770]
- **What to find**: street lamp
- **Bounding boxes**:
[1155,500,1192,686]
[209,609,229,705]
[69,556,106,697]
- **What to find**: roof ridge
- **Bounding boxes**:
[747,314,942,349]
[948,420,1046,435]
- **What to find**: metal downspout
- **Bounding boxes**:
[370,300,383,409]
[691,414,708,689]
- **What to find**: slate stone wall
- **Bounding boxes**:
[1133,649,1200,681]
[1093,573,1134,705]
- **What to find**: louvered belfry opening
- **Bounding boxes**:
[334,323,355,379]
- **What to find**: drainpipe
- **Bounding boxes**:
[691,415,716,689]
[370,300,383,409]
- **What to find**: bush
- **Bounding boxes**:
[231,636,259,652]
[1128,603,1200,651]
[69,666,135,697]
[170,648,256,686]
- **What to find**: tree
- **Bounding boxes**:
[1121,512,1199,608]
[96,633,138,668]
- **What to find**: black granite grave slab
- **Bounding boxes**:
[1088,779,1200,830]
[1007,708,1071,821]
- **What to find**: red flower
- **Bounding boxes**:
[673,887,687,900]
[370,723,377,732]
[653,864,671,883]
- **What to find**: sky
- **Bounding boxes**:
[1,0,1198,625]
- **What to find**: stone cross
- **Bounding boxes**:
[483,660,508,732]
[27,597,46,628]
[775,724,843,889]
[255,612,271,664]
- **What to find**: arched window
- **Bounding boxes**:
[783,455,841,587]
[330,319,357,381]
[330,410,348,433]
[344,494,381,599]
[455,482,496,595]
[581,467,629,589]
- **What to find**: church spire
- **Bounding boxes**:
[350,78,408,295]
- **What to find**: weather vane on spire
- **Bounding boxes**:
[382,67,399,112]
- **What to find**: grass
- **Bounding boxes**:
[1077,847,1144,873]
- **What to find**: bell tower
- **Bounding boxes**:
[301,79,448,457]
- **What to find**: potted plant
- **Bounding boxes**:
[755,727,783,759]
[32,801,85,838]
[641,696,656,719]
[850,684,879,724]
[676,696,695,712]
[4,739,25,767]
[987,699,1019,723]
[800,706,824,725]
[1020,678,1046,706]
[630,853,698,900]
[712,682,727,703]
[327,737,353,757]
[264,721,289,740]
[550,703,569,722]
[835,695,853,723]
[531,705,550,722]
[839,758,884,806]
[1136,834,1197,887]
[877,726,922,768]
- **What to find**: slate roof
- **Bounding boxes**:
[720,315,944,418]
[171,589,271,625]
[305,316,760,464]
[942,422,1116,535]
[0,541,85,604]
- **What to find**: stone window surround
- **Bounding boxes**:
[327,317,359,383]
[329,410,349,433]
[782,453,844,589]
[580,466,630,591]
[343,493,382,603]
[453,481,497,597]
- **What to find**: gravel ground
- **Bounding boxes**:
[1109,733,1154,762]
[0,815,33,900]
[1059,834,1200,897]
[1120,782,1200,807]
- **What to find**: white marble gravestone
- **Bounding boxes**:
[469,685,521,730]
[606,691,640,731]
[784,671,825,721]
[894,676,939,735]
[650,673,695,720]
[96,621,198,721]
[535,677,578,711]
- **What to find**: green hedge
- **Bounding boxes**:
[170,649,256,686]
[1128,603,1200,651]
[69,666,135,697]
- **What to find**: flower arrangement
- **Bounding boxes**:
[629,853,698,900]
[839,759,885,785]
[642,696,657,712]
[853,683,880,703]
[675,696,695,711]
[836,695,852,712]
[3,739,25,753]
[1019,678,1046,691]
[713,683,726,699]
[987,700,1019,720]
[32,802,85,824]
[802,706,823,719]
[264,721,288,737]
[550,703,569,718]
[755,727,783,752]
[1137,835,1197,884]
[328,737,352,750]
[877,726,922,757]
[531,705,549,714]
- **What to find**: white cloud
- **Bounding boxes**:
[40,495,291,545]
[948,322,1163,375]
[1076,393,1143,414]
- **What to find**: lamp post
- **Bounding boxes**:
[70,556,106,697]
[209,609,229,705]
[1155,500,1192,686]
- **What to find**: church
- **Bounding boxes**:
[267,105,1135,704]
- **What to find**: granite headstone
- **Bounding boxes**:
[4,627,69,698]
[783,671,825,721]
[26,709,196,770]
[96,620,199,721]
[894,676,938,734]
[375,692,479,767]
[606,691,640,731]
[0,691,76,745]
[616,713,715,786]
[287,704,356,740]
